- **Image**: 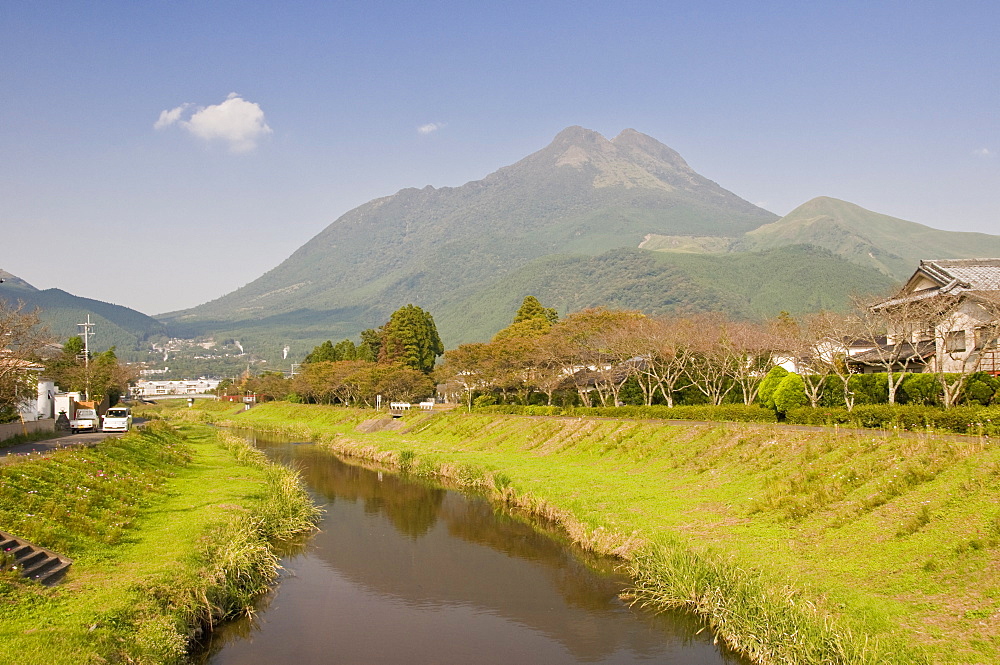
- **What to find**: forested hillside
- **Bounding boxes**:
[0,270,165,352]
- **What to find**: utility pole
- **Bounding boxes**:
[77,315,95,402]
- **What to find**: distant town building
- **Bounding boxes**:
[133,378,221,397]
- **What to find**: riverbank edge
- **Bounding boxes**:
[0,422,321,664]
[215,404,934,665]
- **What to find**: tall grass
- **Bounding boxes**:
[216,429,323,539]
[627,541,924,664]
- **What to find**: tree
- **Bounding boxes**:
[375,365,435,402]
[380,305,443,373]
[45,340,135,403]
[546,308,644,407]
[684,314,742,406]
[304,339,360,364]
[244,371,291,401]
[0,301,50,421]
[44,337,88,395]
[857,294,937,405]
[89,347,137,404]
[773,372,808,415]
[359,328,382,363]
[605,315,692,407]
[333,339,358,361]
[757,366,789,410]
[303,340,337,364]
[926,293,1000,407]
[437,342,495,410]
[724,319,780,406]
[513,296,558,325]
[796,311,864,410]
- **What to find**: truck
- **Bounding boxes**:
[70,409,100,433]
[101,407,132,433]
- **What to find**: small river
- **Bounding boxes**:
[196,434,747,665]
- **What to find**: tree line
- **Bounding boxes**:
[221,293,1000,413]
[221,304,443,406]
[435,295,1000,413]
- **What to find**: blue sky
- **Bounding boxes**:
[2,1,998,314]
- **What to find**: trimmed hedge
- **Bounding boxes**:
[477,404,778,423]
[477,402,1000,435]
[785,404,1000,435]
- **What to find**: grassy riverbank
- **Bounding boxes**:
[0,421,319,664]
[219,402,1000,664]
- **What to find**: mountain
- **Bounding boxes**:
[0,270,166,353]
[738,197,1000,281]
[163,129,998,360]
[160,126,779,348]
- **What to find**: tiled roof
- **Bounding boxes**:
[920,259,1000,292]
[849,340,935,365]
[873,259,1000,310]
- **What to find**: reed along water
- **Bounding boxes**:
[197,433,747,665]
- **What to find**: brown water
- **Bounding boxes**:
[197,435,747,665]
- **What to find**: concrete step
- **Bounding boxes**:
[0,529,72,586]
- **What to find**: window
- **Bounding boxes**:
[945,330,966,353]
[975,327,998,350]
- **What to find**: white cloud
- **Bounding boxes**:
[153,103,189,130]
[417,122,444,135]
[973,147,993,158]
[154,93,272,153]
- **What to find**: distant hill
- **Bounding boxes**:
[0,270,165,353]
[737,197,1000,281]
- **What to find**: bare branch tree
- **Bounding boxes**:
[0,301,51,419]
[854,294,936,404]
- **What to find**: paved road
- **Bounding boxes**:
[0,428,131,461]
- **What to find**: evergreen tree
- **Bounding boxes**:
[773,372,808,415]
[303,340,337,364]
[333,339,358,361]
[513,296,558,325]
[305,338,363,364]
[380,305,443,373]
[360,328,382,363]
[757,366,789,410]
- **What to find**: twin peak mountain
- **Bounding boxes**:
[155,126,1000,349]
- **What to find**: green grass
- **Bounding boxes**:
[0,421,319,664]
[220,402,1000,664]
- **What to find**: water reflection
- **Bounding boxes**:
[198,435,746,664]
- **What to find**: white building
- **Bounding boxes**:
[858,258,1000,375]
[133,378,221,397]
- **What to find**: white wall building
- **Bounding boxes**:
[133,378,221,397]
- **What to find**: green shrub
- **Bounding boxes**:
[963,372,999,406]
[477,404,777,423]
[848,373,888,405]
[756,366,788,410]
[773,373,808,415]
[900,373,942,405]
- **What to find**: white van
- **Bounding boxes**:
[102,407,133,432]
